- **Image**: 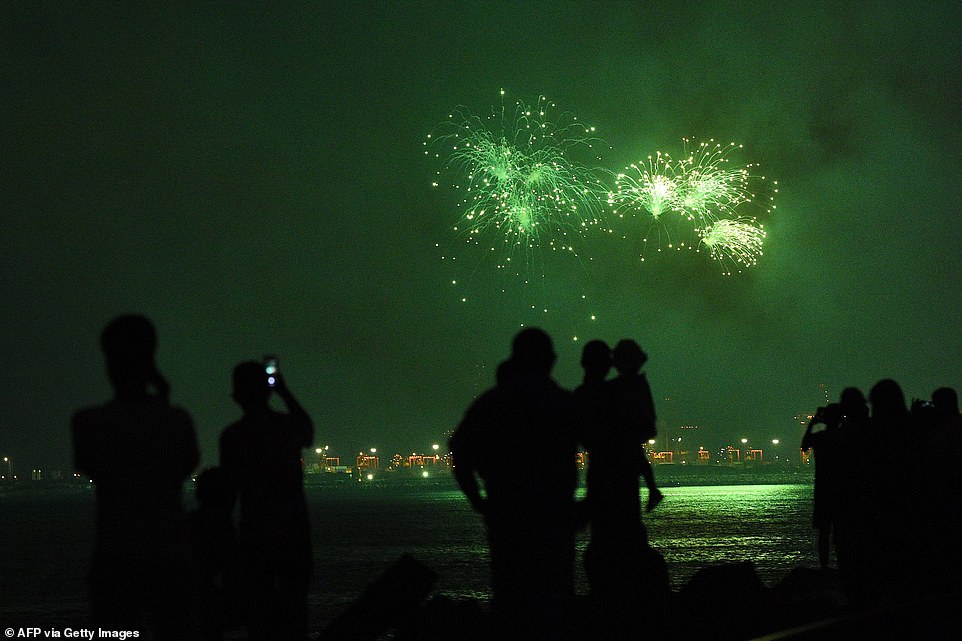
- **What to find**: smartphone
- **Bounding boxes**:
[264,355,279,388]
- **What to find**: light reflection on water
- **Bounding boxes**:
[309,482,817,625]
[0,482,817,629]
[643,484,815,586]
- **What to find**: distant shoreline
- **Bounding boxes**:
[0,463,814,498]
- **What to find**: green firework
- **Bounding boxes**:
[610,138,777,273]
[699,218,767,275]
[676,139,753,227]
[609,151,684,220]
[426,91,608,257]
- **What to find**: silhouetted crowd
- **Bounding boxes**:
[70,316,961,641]
[801,380,962,605]
[72,315,312,641]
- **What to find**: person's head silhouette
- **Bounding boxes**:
[840,387,868,421]
[869,378,907,420]
[510,328,556,376]
[932,387,959,420]
[232,361,271,411]
[613,339,647,375]
[100,314,166,399]
[580,340,611,382]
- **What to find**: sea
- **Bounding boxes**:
[0,465,817,632]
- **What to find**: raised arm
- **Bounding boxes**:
[273,374,314,448]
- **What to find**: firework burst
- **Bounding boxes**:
[610,139,776,272]
[698,218,767,274]
[674,139,751,226]
[608,151,684,221]
[426,90,609,258]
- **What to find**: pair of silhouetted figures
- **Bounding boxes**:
[802,379,962,605]
[71,315,313,640]
[450,328,668,641]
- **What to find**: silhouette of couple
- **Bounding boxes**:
[72,315,313,640]
[450,328,667,641]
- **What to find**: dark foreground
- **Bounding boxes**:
[324,556,960,641]
[14,470,937,640]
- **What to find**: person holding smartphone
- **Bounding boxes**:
[220,358,314,641]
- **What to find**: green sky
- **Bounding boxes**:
[1,1,960,471]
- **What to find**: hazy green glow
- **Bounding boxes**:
[426,91,608,259]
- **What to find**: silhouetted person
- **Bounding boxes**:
[801,403,843,569]
[833,387,868,585]
[920,387,962,592]
[187,467,240,641]
[608,339,662,513]
[575,339,614,528]
[220,362,314,641]
[450,328,580,641]
[860,379,911,603]
[578,339,667,637]
[72,314,200,638]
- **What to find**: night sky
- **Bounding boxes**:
[2,1,960,472]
